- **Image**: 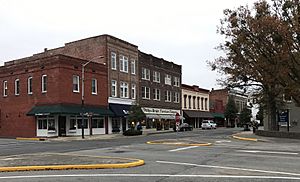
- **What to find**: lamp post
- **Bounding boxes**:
[81,56,104,139]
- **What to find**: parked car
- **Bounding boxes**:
[173,123,193,132]
[201,120,217,129]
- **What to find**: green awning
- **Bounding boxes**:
[27,104,114,116]
[212,113,225,118]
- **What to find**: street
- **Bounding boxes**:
[1,128,300,181]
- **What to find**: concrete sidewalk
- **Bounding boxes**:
[0,153,144,172]
[232,130,300,142]
[42,128,174,142]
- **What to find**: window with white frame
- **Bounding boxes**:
[173,77,180,87]
[165,74,171,85]
[92,117,104,128]
[3,81,7,97]
[120,82,129,98]
[77,116,88,129]
[15,79,20,95]
[142,68,150,80]
[42,75,47,93]
[111,80,117,97]
[92,78,97,95]
[111,52,117,70]
[37,115,55,131]
[119,55,128,73]
[70,116,77,130]
[28,77,32,94]
[153,88,160,101]
[131,84,136,99]
[73,75,80,93]
[153,71,160,83]
[131,59,136,74]
[165,90,171,102]
[142,86,150,99]
[173,92,180,103]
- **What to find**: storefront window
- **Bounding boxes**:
[37,115,55,131]
[38,116,47,129]
[70,116,77,130]
[92,117,104,128]
[48,119,55,131]
[77,116,88,128]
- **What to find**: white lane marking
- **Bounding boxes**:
[215,140,231,143]
[236,150,299,155]
[1,174,300,180]
[157,160,300,176]
[169,146,198,152]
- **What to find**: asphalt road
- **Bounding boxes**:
[1,128,300,182]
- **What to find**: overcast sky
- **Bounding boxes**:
[0,0,258,90]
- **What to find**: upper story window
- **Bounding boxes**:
[28,77,33,95]
[120,82,129,98]
[111,80,117,97]
[131,84,136,99]
[15,79,20,96]
[111,52,117,70]
[174,92,180,103]
[153,88,160,101]
[142,68,150,80]
[153,71,160,83]
[173,77,180,87]
[142,86,150,99]
[165,90,171,102]
[3,81,7,97]
[193,96,196,109]
[73,75,80,93]
[165,74,171,85]
[42,75,47,93]
[131,59,136,75]
[119,55,128,73]
[92,78,97,95]
[205,98,208,110]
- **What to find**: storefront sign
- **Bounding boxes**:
[142,107,180,115]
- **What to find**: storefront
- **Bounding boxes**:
[142,107,182,130]
[183,110,213,128]
[109,103,132,133]
[27,104,114,137]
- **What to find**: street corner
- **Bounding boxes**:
[0,153,144,172]
[146,139,212,146]
[232,132,259,142]
[15,137,46,141]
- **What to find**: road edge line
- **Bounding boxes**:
[232,135,258,142]
[0,159,144,172]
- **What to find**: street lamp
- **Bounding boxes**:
[81,56,104,139]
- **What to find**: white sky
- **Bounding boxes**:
[0,0,257,90]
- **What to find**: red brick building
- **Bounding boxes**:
[0,54,112,137]
[35,35,139,133]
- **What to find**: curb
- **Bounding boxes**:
[16,137,46,141]
[147,141,212,146]
[0,159,144,172]
[232,135,258,142]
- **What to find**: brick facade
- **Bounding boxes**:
[0,55,108,137]
[138,52,181,110]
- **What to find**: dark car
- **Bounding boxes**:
[173,123,193,132]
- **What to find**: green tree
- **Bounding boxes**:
[239,107,252,126]
[127,105,145,129]
[224,96,238,127]
[209,0,300,131]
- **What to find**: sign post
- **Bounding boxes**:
[175,113,180,132]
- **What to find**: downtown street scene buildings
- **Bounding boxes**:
[1,34,300,138]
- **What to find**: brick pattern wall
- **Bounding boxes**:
[0,55,108,137]
[138,52,181,110]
